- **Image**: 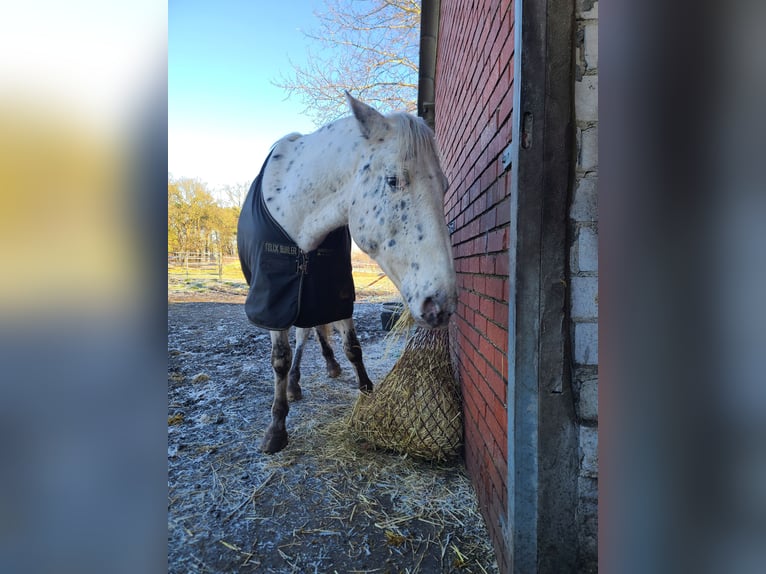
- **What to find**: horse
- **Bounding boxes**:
[237,92,457,454]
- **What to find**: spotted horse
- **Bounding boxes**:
[237,92,457,454]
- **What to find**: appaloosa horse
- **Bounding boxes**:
[238,92,457,453]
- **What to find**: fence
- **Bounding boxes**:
[168,252,397,298]
[168,252,242,282]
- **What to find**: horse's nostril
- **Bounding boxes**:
[422,296,448,328]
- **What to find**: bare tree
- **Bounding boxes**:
[275,0,421,126]
[216,181,251,209]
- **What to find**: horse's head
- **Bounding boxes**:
[345,93,457,328]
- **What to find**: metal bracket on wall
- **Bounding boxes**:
[502,141,516,172]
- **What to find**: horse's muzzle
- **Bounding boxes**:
[420,295,454,328]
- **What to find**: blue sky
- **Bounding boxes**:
[169,0,323,189]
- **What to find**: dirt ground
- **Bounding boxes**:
[168,284,498,573]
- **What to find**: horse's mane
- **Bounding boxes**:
[387,112,441,163]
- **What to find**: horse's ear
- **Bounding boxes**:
[345,91,387,139]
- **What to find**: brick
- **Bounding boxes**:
[495,249,510,275]
[485,276,505,301]
[577,224,598,272]
[571,175,598,222]
[480,255,495,274]
[492,467,508,505]
[500,21,515,73]
[583,21,598,69]
[466,293,479,316]
[486,366,507,405]
[464,423,483,459]
[571,276,598,319]
[478,335,494,361]
[484,402,505,446]
[479,114,498,151]
[474,313,488,335]
[488,131,505,164]
[487,375,508,418]
[578,125,598,171]
[469,218,482,239]
[577,375,598,422]
[496,420,508,461]
[462,305,476,328]
[488,468,507,513]
[579,426,598,478]
[481,208,497,231]
[486,320,506,349]
[479,296,493,320]
[574,322,598,365]
[466,391,487,426]
[456,296,466,314]
[491,174,509,205]
[498,84,514,129]
[577,475,599,572]
[467,321,481,349]
[479,162,497,193]
[493,300,508,325]
[495,195,511,226]
[479,352,492,379]
[487,228,506,253]
[574,74,598,122]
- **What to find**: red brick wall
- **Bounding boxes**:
[435,1,515,569]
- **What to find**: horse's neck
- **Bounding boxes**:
[264,119,360,252]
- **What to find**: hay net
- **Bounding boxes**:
[349,327,463,462]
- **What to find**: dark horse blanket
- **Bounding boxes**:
[237,154,355,330]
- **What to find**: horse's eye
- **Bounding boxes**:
[386,171,409,189]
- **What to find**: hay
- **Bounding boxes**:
[169,300,497,571]
[349,326,463,462]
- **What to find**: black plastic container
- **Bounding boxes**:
[380,301,404,331]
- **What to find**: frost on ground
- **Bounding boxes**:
[168,298,498,573]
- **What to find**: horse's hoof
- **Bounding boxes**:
[260,430,288,454]
[287,386,302,401]
[327,361,341,378]
[359,382,373,394]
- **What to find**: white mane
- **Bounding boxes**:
[386,113,441,162]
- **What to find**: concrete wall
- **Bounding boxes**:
[572,0,599,571]
[435,1,515,570]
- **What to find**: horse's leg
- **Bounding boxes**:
[315,323,342,378]
[335,318,373,393]
[287,327,309,401]
[262,329,291,454]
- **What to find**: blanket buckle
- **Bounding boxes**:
[297,251,309,275]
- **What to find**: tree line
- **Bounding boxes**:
[168,177,246,262]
